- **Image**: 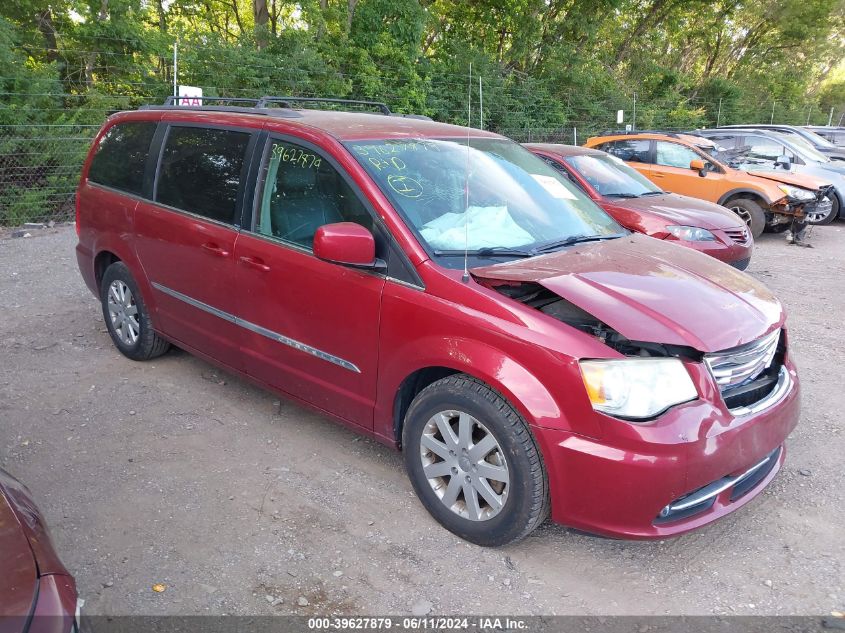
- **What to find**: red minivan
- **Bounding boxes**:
[526,144,754,269]
[75,98,800,546]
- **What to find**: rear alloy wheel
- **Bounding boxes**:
[728,198,766,239]
[101,262,171,361]
[805,192,839,225]
[402,375,549,546]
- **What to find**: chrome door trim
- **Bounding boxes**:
[151,282,361,373]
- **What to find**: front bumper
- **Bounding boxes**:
[533,359,799,539]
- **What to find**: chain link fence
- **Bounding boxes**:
[0,122,100,227]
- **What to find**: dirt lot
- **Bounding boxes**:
[1,224,843,617]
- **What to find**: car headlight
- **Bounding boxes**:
[777,184,815,201]
[579,358,698,420]
[666,225,717,241]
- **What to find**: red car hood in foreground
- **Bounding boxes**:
[611,193,743,230]
[0,492,38,619]
[472,233,783,353]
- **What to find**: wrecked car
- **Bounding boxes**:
[585,131,831,238]
[75,97,799,546]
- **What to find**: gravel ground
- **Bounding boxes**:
[1,224,843,617]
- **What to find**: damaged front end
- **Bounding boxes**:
[490,281,702,362]
[768,184,831,225]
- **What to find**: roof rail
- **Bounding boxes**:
[163,96,261,106]
[256,96,392,115]
[140,95,432,120]
[598,129,685,138]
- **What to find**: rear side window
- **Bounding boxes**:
[603,140,651,163]
[156,126,251,224]
[88,121,156,195]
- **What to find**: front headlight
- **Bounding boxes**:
[665,225,717,241]
[777,184,815,201]
[579,358,698,420]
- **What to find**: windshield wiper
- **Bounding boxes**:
[433,247,535,258]
[604,192,642,198]
[639,191,665,196]
[530,232,627,255]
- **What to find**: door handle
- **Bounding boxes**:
[238,255,271,272]
[650,173,665,178]
[201,242,230,257]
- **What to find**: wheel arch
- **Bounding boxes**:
[717,188,772,207]
[94,250,122,288]
[382,339,584,449]
[393,366,462,447]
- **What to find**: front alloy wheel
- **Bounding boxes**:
[403,374,548,546]
[420,410,509,521]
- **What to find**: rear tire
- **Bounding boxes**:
[402,374,549,546]
[727,198,766,239]
[101,262,170,361]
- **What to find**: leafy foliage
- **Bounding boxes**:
[1,0,844,224]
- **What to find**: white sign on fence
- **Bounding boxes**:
[177,85,203,106]
[616,109,624,124]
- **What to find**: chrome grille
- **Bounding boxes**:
[704,329,781,391]
[723,227,750,245]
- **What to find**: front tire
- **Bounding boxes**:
[727,198,766,239]
[402,375,549,546]
[805,192,839,225]
[101,262,170,361]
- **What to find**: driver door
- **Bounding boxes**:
[650,141,721,202]
[233,135,386,429]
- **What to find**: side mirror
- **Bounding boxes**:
[313,222,385,271]
[775,155,791,170]
[689,159,707,177]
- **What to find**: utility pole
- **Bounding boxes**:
[806,104,813,126]
[770,100,775,124]
[478,76,483,130]
[828,106,835,127]
[173,39,178,97]
[632,92,637,131]
[716,98,722,127]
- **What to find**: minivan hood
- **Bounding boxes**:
[472,234,783,353]
[609,193,743,230]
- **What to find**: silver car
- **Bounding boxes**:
[715,124,845,162]
[695,128,844,224]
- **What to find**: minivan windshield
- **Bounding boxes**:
[347,137,624,263]
[563,153,663,198]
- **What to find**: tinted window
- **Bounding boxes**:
[604,140,651,163]
[156,126,251,224]
[88,122,156,195]
[655,141,701,168]
[257,140,373,248]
